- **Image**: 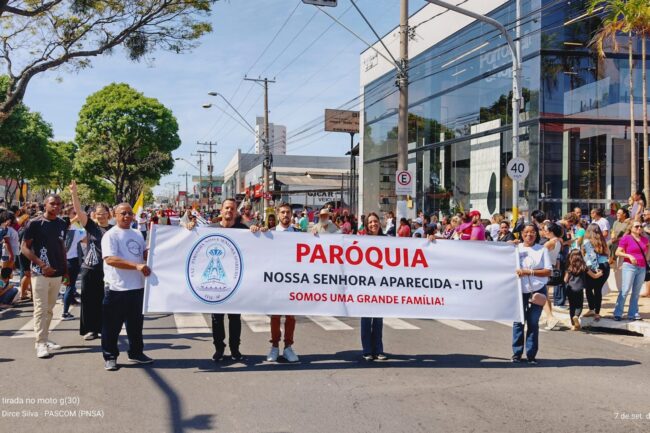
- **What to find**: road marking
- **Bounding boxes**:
[11,303,64,338]
[307,316,353,331]
[436,319,484,331]
[173,313,210,334]
[383,318,420,330]
[242,314,270,333]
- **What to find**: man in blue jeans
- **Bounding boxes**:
[0,267,19,308]
[100,202,152,371]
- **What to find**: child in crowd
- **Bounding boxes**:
[564,250,602,330]
[0,267,19,309]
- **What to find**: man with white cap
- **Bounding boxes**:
[311,208,339,234]
[412,217,425,238]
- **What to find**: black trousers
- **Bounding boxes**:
[80,268,104,335]
[211,313,241,351]
[101,289,144,361]
[567,289,584,319]
[586,262,610,314]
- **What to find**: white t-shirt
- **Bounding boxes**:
[66,226,86,260]
[3,227,20,258]
[486,223,500,241]
[595,217,610,241]
[274,224,297,232]
[517,243,552,294]
[101,226,146,291]
[137,216,148,232]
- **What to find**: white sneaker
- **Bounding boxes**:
[46,341,61,350]
[36,343,50,359]
[283,346,299,363]
[267,346,279,362]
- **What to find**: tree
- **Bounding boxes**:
[74,82,181,204]
[0,0,214,121]
[30,140,77,194]
[0,76,52,203]
[589,0,638,196]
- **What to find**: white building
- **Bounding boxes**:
[255,117,287,155]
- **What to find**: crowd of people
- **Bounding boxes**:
[1,184,649,369]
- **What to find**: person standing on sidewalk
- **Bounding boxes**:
[582,224,610,321]
[614,222,648,321]
[609,208,630,292]
[252,202,300,363]
[208,198,249,362]
[20,194,68,359]
[101,203,153,371]
[70,181,112,341]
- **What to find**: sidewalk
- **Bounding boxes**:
[544,272,650,338]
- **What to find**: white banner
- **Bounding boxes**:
[144,225,524,322]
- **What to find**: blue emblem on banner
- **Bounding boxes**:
[186,234,244,304]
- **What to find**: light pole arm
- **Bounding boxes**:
[208,92,257,134]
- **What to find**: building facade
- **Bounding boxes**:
[360,0,650,220]
[255,117,287,155]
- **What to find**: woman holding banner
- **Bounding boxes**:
[513,223,552,364]
[359,212,387,361]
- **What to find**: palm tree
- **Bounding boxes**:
[627,0,650,196]
[588,0,637,195]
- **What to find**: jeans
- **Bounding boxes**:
[360,317,383,356]
[512,287,546,360]
[0,286,18,304]
[614,263,645,318]
[211,314,241,352]
[585,262,610,314]
[63,258,81,315]
[553,283,567,306]
[101,288,145,360]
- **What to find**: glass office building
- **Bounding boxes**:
[360,0,649,219]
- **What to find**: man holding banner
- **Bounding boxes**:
[252,202,300,363]
[209,198,249,362]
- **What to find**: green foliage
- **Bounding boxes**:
[74,82,181,204]
[0,0,215,120]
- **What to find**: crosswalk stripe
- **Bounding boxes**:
[11,303,65,339]
[306,316,353,331]
[173,313,211,334]
[436,319,484,331]
[383,318,420,330]
[242,314,270,333]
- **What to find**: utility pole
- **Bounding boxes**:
[197,141,217,211]
[244,76,276,210]
[396,0,409,222]
[178,172,191,207]
[192,152,203,209]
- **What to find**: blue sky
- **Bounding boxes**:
[23,0,424,197]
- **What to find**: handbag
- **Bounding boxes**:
[548,268,563,286]
[629,237,650,281]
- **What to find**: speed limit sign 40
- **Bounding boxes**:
[506,157,529,181]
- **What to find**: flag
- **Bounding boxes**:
[133,192,145,217]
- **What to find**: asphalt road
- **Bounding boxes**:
[1,303,649,433]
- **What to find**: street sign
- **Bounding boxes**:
[506,157,530,181]
[324,109,359,134]
[395,170,414,195]
[302,0,337,6]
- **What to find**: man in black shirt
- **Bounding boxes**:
[209,198,248,362]
[21,194,68,359]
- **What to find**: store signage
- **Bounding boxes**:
[506,158,529,181]
[324,109,360,134]
[302,0,337,6]
[395,170,415,195]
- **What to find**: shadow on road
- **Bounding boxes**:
[141,351,641,372]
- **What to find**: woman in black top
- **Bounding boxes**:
[359,212,387,361]
[70,181,113,340]
[496,221,516,242]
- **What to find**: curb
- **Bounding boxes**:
[544,308,650,338]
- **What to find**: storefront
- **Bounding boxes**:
[360,0,649,220]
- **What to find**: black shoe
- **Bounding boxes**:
[511,355,522,363]
[527,358,538,365]
[230,350,244,361]
[362,354,374,362]
[212,349,224,362]
[127,353,154,364]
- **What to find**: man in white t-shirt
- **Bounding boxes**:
[590,208,610,241]
[100,202,152,371]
